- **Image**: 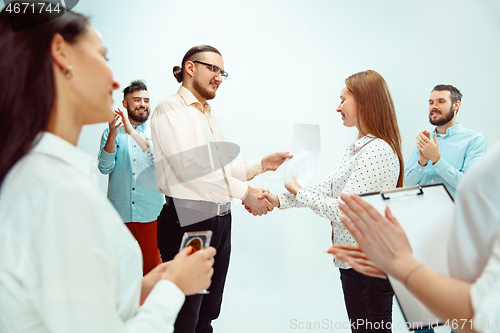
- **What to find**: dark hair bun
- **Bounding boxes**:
[173,66,183,83]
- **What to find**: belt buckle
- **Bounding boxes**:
[216,202,229,216]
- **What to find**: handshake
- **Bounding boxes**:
[241,175,302,216]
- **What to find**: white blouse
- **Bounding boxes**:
[447,141,500,332]
[278,136,400,268]
[0,132,184,333]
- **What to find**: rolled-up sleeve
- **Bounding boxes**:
[97,129,116,174]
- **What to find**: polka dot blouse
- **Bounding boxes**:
[278,135,400,268]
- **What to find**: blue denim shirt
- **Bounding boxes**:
[98,121,164,222]
[404,123,486,198]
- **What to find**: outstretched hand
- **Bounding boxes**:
[262,152,293,172]
[108,112,122,137]
[242,186,274,216]
[284,175,302,195]
[258,191,280,207]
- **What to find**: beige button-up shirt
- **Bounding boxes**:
[151,86,262,203]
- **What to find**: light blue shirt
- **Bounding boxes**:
[98,121,164,223]
[404,123,486,198]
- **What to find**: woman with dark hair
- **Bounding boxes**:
[0,3,215,332]
[260,70,403,332]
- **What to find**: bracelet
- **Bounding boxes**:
[404,264,426,287]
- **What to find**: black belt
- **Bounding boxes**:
[165,196,231,216]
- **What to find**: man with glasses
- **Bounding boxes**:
[150,45,291,333]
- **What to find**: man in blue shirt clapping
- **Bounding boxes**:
[404,84,486,199]
[98,80,164,275]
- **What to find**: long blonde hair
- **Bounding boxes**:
[345,70,404,187]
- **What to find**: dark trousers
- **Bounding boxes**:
[340,268,394,333]
[157,202,232,333]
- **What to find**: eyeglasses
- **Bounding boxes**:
[193,61,228,80]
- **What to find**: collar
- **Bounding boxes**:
[132,121,147,132]
[434,122,463,136]
[32,132,98,180]
[352,134,377,151]
[178,86,212,114]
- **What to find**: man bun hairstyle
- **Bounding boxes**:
[173,45,222,83]
[173,66,183,83]
[123,80,147,100]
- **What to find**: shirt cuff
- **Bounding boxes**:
[230,180,249,200]
[246,158,264,178]
[141,279,185,318]
[432,157,451,174]
[277,193,289,209]
[404,163,426,185]
[278,191,301,209]
[99,149,115,163]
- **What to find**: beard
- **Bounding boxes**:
[429,105,454,126]
[128,106,149,123]
[193,77,216,101]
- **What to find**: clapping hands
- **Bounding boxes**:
[114,108,134,135]
[416,130,441,165]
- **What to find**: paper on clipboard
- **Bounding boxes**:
[360,185,454,330]
[274,123,320,186]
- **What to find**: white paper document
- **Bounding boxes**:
[274,123,321,186]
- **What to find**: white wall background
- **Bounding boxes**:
[80,1,499,332]
[17,0,500,332]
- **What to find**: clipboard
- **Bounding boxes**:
[360,184,454,331]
